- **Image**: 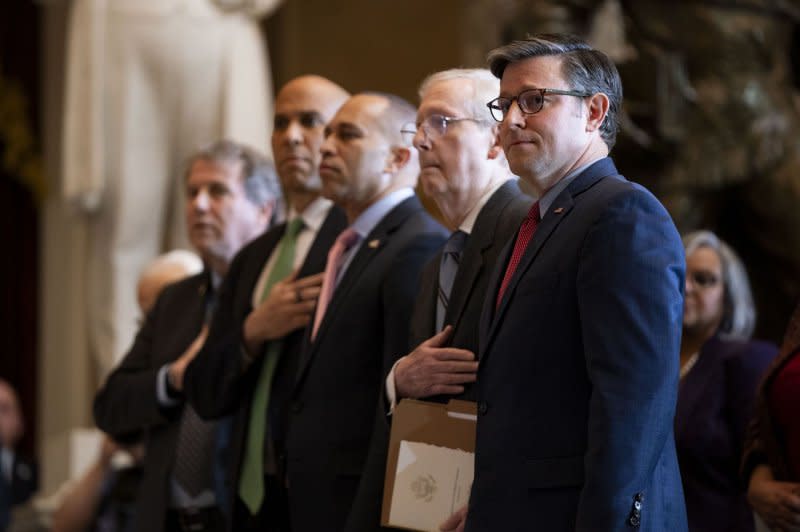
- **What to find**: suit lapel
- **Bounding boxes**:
[182,273,211,354]
[447,181,523,335]
[493,195,573,321]
[480,159,619,361]
[416,256,440,341]
[237,225,284,314]
[478,236,511,356]
[295,197,420,384]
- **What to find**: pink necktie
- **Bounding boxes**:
[312,228,359,340]
[496,201,540,309]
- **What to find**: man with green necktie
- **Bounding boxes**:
[184,75,350,531]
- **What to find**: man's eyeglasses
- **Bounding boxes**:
[686,270,721,289]
[400,115,483,144]
[486,88,592,122]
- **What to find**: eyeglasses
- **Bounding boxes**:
[400,115,483,144]
[486,88,592,122]
[686,270,720,289]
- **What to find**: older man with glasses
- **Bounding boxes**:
[458,34,688,532]
[387,67,530,410]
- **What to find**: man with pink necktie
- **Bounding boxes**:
[286,92,447,532]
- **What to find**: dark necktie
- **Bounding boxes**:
[496,201,540,309]
[436,230,468,332]
[173,290,217,497]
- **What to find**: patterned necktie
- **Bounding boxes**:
[173,289,217,497]
[436,230,468,332]
[173,404,216,497]
[495,201,540,309]
[239,217,304,514]
[311,228,360,340]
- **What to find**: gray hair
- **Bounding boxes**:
[418,68,500,125]
[683,230,755,340]
[185,139,283,225]
[487,33,622,149]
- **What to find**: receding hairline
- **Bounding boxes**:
[417,68,500,123]
[348,91,416,144]
[418,68,498,99]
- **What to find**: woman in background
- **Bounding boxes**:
[743,301,800,532]
[676,230,777,531]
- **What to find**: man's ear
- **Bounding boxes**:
[384,145,412,173]
[487,124,503,160]
[585,92,609,134]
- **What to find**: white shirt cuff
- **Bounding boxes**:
[156,365,182,408]
[385,358,403,415]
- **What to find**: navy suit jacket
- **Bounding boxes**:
[676,335,777,532]
[6,454,37,508]
[408,179,530,402]
[286,195,447,532]
[0,451,37,532]
[93,271,230,532]
[183,206,347,523]
[468,158,688,532]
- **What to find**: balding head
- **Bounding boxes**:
[413,69,512,229]
[276,75,350,113]
[419,68,500,124]
[137,250,204,314]
[319,92,419,221]
[272,75,350,209]
[0,379,23,449]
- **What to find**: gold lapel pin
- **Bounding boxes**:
[554,207,565,214]
[368,239,380,248]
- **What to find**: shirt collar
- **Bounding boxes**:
[538,160,598,218]
[458,179,511,235]
[350,188,414,239]
[286,196,334,233]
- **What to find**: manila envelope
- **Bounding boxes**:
[381,399,477,532]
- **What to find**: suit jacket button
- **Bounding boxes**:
[478,401,488,415]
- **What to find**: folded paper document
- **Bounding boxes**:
[382,399,477,532]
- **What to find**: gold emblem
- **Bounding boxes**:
[368,239,380,248]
